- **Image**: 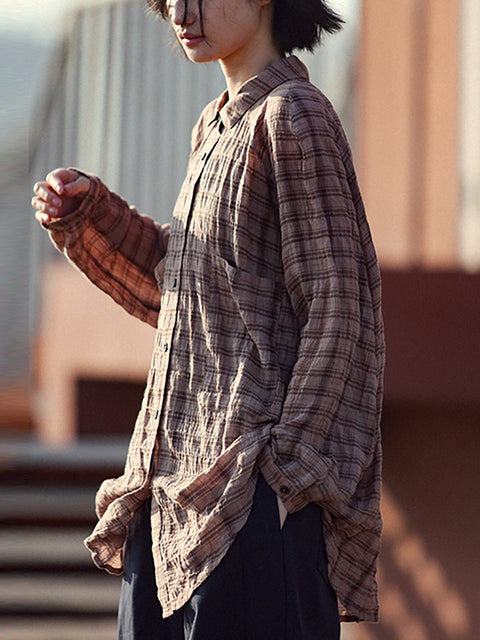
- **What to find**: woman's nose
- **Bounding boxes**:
[170,0,195,26]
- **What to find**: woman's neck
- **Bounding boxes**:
[219,6,281,98]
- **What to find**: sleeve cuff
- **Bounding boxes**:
[258,438,339,513]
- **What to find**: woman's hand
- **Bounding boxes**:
[32,168,90,225]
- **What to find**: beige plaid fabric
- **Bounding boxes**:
[45,56,384,622]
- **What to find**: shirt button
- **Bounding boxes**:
[154,410,159,419]
[201,152,207,161]
[172,277,177,288]
[163,343,169,352]
[280,485,290,496]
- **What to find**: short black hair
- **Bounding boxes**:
[145,1,344,55]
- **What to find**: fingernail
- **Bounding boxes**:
[53,197,62,207]
[56,184,64,195]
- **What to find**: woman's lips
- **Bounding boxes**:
[179,33,204,46]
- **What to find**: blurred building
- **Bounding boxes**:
[355,4,479,639]
[2,0,479,639]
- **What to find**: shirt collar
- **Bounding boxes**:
[209,55,310,130]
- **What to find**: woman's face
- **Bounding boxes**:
[168,0,267,66]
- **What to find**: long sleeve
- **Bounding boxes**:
[258,93,384,532]
[43,173,170,327]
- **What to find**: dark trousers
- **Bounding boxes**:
[118,475,340,640]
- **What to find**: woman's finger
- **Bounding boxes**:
[34,209,51,225]
[63,175,90,197]
[33,182,63,207]
[31,195,60,218]
[46,168,80,195]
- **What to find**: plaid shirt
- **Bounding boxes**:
[45,56,384,622]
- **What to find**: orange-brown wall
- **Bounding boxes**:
[358,0,460,269]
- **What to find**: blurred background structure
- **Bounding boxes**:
[1,0,479,639]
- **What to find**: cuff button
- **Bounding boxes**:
[280,485,290,495]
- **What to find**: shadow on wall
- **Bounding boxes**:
[355,269,480,640]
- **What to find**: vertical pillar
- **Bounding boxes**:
[357,0,461,268]
[357,0,418,267]
[421,0,460,267]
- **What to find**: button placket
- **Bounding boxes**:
[143,125,223,475]
[192,122,222,179]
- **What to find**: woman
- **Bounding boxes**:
[32,1,384,639]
